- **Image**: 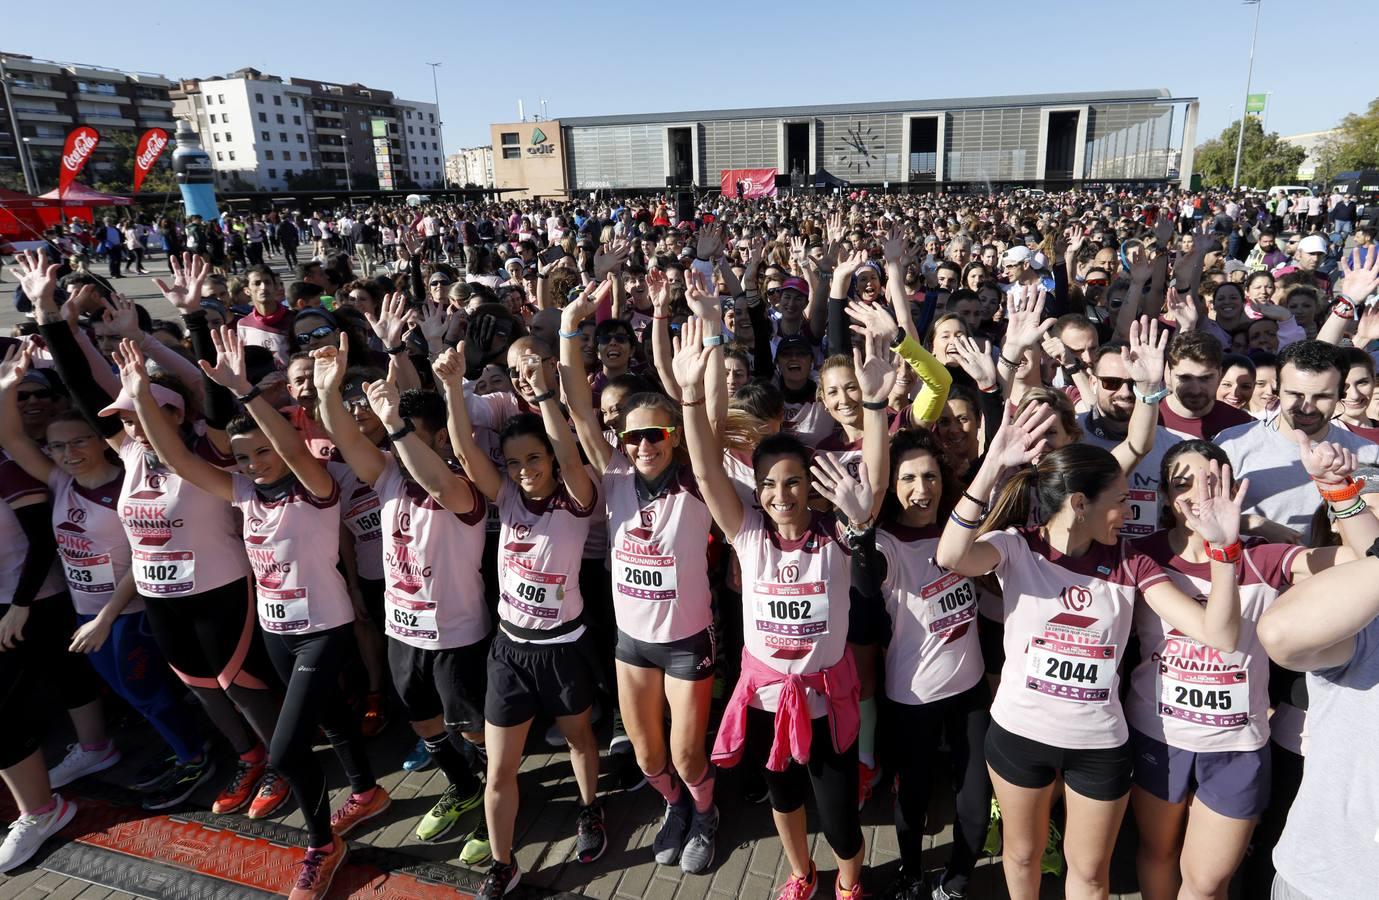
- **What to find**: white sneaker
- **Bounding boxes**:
[47,742,121,789]
[0,794,77,873]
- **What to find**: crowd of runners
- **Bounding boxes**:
[1,184,1378,900]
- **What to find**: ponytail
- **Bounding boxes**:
[980,444,1121,534]
[981,466,1038,535]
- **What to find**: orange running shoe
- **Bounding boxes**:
[360,692,388,738]
[247,769,291,819]
[857,761,881,810]
[330,787,392,837]
[213,756,266,814]
[287,837,348,900]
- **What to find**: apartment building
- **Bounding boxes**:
[0,51,175,193]
[448,146,495,188]
[395,98,444,188]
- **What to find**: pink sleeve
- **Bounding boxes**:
[140,333,202,389]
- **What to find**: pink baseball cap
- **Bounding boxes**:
[99,383,186,417]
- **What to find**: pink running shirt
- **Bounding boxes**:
[329,461,383,582]
[49,470,138,617]
[496,477,595,643]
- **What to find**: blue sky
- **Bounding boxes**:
[6,0,1372,152]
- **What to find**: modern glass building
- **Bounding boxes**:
[530,89,1199,195]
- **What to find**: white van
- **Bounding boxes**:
[1267,185,1314,199]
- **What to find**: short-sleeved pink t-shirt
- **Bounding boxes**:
[117,438,250,598]
[329,460,383,582]
[232,474,355,635]
[979,526,1169,749]
[49,469,138,617]
[496,478,595,643]
[374,456,490,651]
[734,508,852,716]
[876,522,984,705]
[603,453,713,645]
[1128,533,1302,752]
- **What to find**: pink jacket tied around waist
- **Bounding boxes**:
[711,646,860,772]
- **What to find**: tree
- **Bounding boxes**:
[1194,117,1307,188]
[89,129,178,195]
[285,170,338,191]
[1316,97,1379,179]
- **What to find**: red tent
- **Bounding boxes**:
[39,182,133,207]
[0,188,66,240]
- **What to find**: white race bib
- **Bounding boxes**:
[1158,661,1249,728]
[257,586,311,633]
[501,556,567,621]
[61,551,116,595]
[921,571,976,634]
[1025,636,1116,704]
[614,548,678,602]
[1122,489,1157,537]
[344,495,381,542]
[133,548,196,595]
[384,591,438,641]
[754,579,829,639]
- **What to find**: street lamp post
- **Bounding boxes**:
[1231,0,1263,189]
[19,137,37,193]
[344,136,353,192]
[427,62,447,191]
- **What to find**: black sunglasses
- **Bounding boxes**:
[619,426,676,445]
[1096,375,1131,392]
[597,333,632,346]
[296,324,336,346]
[18,388,54,401]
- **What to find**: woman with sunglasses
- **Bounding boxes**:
[437,342,606,899]
[555,286,722,873]
[14,251,289,824]
[679,315,894,900]
[936,408,1246,900]
[1126,438,1366,900]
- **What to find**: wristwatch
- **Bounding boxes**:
[1134,384,1171,404]
[889,327,908,350]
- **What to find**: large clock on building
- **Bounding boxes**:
[834,122,879,174]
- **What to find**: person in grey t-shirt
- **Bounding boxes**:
[1258,440,1379,899]
[1218,340,1379,544]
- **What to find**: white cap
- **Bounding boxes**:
[1298,234,1328,255]
[1001,246,1033,266]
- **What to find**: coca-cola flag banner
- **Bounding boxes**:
[720,168,777,199]
[59,126,100,198]
[132,128,169,195]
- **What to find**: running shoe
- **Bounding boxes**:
[982,797,1002,856]
[476,858,521,899]
[835,877,865,899]
[402,738,433,772]
[287,837,347,900]
[359,692,388,739]
[573,801,607,864]
[142,757,216,811]
[652,794,692,865]
[775,862,818,900]
[330,787,392,837]
[0,794,77,874]
[247,770,291,819]
[459,821,492,867]
[47,742,121,789]
[415,783,482,842]
[133,753,180,791]
[928,870,966,900]
[679,804,718,875]
[880,870,925,900]
[213,757,267,814]
[1041,818,1064,876]
[857,761,881,811]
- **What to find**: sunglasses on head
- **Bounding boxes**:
[597,333,632,346]
[296,324,336,346]
[619,426,676,445]
[1096,375,1131,392]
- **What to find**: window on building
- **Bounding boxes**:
[255,93,264,103]
[279,132,287,142]
[222,113,229,123]
[406,110,412,119]
[216,151,223,161]
[206,95,213,105]
[408,125,413,134]
[217,94,225,103]
[265,150,274,160]
[296,134,304,143]
[261,131,270,140]
[293,115,301,125]
[213,133,221,142]
[299,151,307,161]
[225,132,232,141]
[430,128,436,137]
[273,114,281,124]
[258,112,267,123]
[291,97,299,107]
[273,95,282,106]
[432,142,437,150]
[228,151,235,160]
[360,121,368,131]
[500,132,520,159]
[209,114,217,123]
[429,113,434,123]
[284,169,293,178]
[268,168,277,178]
[409,141,415,149]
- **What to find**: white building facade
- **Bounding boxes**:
[395,99,443,188]
[172,71,316,191]
[448,146,494,187]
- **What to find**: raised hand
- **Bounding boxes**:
[111,338,151,398]
[684,268,721,322]
[593,238,631,279]
[0,343,33,393]
[364,357,403,428]
[1003,285,1056,353]
[103,293,144,341]
[834,248,869,283]
[1294,432,1359,486]
[367,291,412,349]
[311,332,349,395]
[646,267,671,317]
[6,250,60,311]
[826,211,846,244]
[846,299,898,345]
[416,298,451,349]
[880,223,912,266]
[397,229,423,262]
[518,349,549,396]
[432,345,465,388]
[695,223,724,261]
[671,316,713,393]
[1165,286,1199,332]
[987,401,1056,470]
[952,334,998,389]
[1040,330,1073,367]
[1337,248,1379,304]
[1065,224,1086,259]
[1354,302,1379,347]
[853,326,897,404]
[1123,315,1168,388]
[153,252,208,313]
[199,325,253,395]
[788,236,809,271]
[810,454,874,527]
[1175,460,1246,548]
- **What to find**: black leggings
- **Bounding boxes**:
[746,706,864,860]
[0,593,104,769]
[263,625,375,848]
[892,683,993,892]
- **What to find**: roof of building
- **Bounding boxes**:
[554,89,1185,128]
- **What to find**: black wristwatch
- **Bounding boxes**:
[235,386,262,405]
[889,327,908,350]
[387,420,415,442]
[1063,359,1085,375]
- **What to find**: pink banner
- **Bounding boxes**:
[720,168,777,199]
